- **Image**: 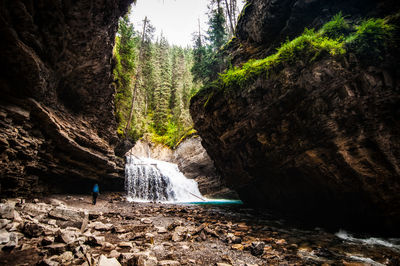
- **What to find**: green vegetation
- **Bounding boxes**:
[113,13,199,148]
[220,28,345,89]
[321,12,351,40]
[192,0,230,83]
[197,13,395,96]
[346,18,395,61]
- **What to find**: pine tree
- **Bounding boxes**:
[153,34,171,135]
[113,13,139,138]
[191,0,228,83]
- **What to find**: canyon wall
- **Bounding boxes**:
[0,0,133,196]
[191,0,400,234]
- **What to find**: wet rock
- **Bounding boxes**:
[23,222,44,237]
[250,241,265,256]
[98,254,121,266]
[158,260,180,266]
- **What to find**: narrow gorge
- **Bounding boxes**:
[1,0,400,265]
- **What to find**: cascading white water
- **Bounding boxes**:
[125,156,204,203]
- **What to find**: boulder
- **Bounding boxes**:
[22,203,53,217]
[98,255,121,266]
[109,250,120,258]
[250,242,265,256]
[57,251,74,263]
[49,207,86,222]
[85,235,105,246]
[0,219,11,229]
[0,229,10,245]
[55,229,78,244]
[23,222,44,237]
[90,221,114,231]
[0,203,15,219]
[45,243,68,255]
[42,236,55,246]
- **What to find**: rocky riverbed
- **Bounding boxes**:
[1,194,399,265]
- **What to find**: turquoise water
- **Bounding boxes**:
[181,199,243,205]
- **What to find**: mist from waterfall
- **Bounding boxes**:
[125,156,204,203]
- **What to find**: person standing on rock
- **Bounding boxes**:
[92,183,99,205]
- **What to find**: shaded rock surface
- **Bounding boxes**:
[0,0,133,196]
[230,0,400,65]
[173,137,238,199]
[191,0,400,234]
[128,136,237,198]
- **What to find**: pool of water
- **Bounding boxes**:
[181,199,243,205]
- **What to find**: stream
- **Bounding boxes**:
[122,155,400,265]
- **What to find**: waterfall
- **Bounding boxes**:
[125,156,204,203]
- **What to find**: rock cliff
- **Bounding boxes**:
[191,0,400,234]
[0,0,133,196]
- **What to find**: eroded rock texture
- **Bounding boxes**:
[191,0,400,234]
[0,0,133,196]
[231,0,400,64]
[174,137,237,198]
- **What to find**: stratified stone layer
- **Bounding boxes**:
[0,0,133,196]
[191,0,400,234]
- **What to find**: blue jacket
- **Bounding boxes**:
[93,184,99,193]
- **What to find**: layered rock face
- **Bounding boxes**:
[0,0,133,196]
[128,137,237,198]
[191,0,400,233]
[231,0,400,64]
[173,137,237,198]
